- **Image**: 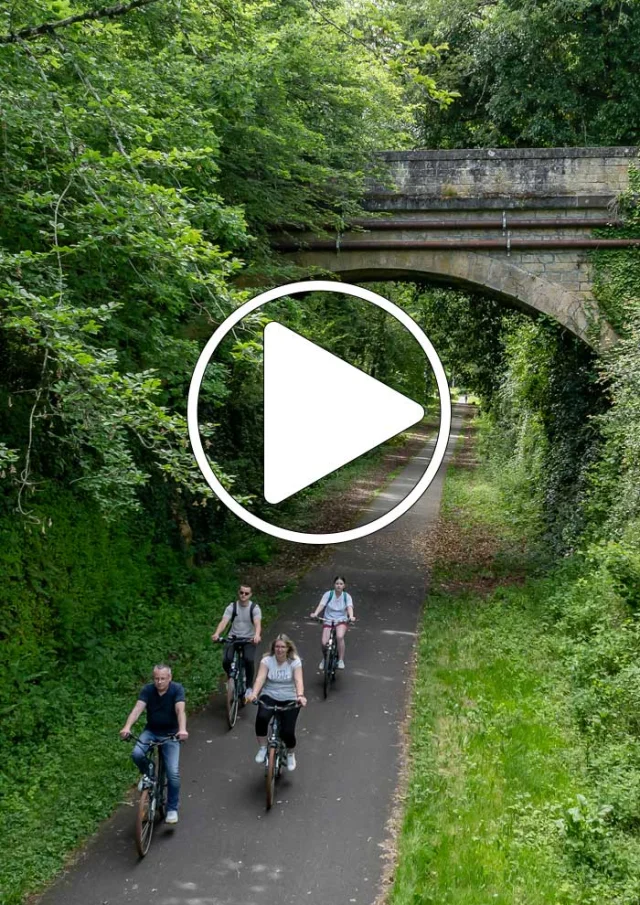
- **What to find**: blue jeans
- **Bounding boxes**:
[132,729,181,812]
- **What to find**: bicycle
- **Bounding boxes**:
[311,616,354,699]
[254,700,300,810]
[215,637,248,729]
[322,620,340,698]
[124,733,178,857]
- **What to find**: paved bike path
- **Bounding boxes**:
[37,408,465,905]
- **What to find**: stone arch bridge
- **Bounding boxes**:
[277,147,640,346]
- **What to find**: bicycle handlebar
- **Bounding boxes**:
[250,700,301,711]
[121,732,180,744]
[213,636,252,644]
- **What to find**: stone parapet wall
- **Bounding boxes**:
[367,147,639,205]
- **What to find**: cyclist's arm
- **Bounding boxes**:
[249,661,269,699]
[293,664,307,706]
[211,616,230,641]
[347,596,355,621]
[120,699,146,738]
[252,614,262,644]
[310,592,328,618]
[175,700,188,740]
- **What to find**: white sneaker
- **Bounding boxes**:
[319,659,325,670]
[255,745,267,764]
[337,660,345,669]
[286,752,296,771]
[137,775,150,792]
[165,810,178,825]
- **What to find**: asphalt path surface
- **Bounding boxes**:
[37,407,465,905]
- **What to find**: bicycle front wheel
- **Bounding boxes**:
[239,663,247,709]
[135,789,154,857]
[265,746,276,810]
[226,677,239,729]
[323,651,332,699]
[155,764,168,823]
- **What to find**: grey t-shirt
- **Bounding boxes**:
[223,600,262,640]
[319,590,353,625]
[260,655,302,701]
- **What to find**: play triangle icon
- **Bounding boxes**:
[263,323,425,504]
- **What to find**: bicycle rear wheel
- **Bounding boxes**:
[265,746,276,810]
[226,676,239,729]
[135,789,154,857]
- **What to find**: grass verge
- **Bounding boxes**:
[389,418,640,905]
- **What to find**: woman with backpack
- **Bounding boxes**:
[309,576,356,670]
[211,584,262,697]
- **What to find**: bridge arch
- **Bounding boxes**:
[292,246,606,344]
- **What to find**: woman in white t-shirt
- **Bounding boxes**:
[246,634,306,771]
[310,576,355,670]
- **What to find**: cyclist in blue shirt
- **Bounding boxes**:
[120,664,188,825]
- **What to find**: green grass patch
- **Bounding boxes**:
[390,435,640,905]
[392,585,586,905]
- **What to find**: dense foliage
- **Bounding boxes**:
[402,0,640,148]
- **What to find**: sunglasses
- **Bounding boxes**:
[238,590,251,596]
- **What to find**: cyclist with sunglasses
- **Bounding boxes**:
[212,584,262,698]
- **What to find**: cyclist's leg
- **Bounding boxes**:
[222,640,235,676]
[243,642,257,688]
[161,738,181,812]
[336,623,348,661]
[321,624,331,654]
[132,728,155,775]
[280,704,301,750]
[255,695,275,747]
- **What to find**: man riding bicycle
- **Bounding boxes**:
[119,664,188,825]
[211,584,262,697]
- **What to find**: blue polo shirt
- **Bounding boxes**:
[139,681,185,734]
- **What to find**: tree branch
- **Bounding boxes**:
[0,0,165,44]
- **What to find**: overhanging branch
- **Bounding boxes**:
[0,0,165,44]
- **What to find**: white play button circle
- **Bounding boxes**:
[187,281,451,545]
